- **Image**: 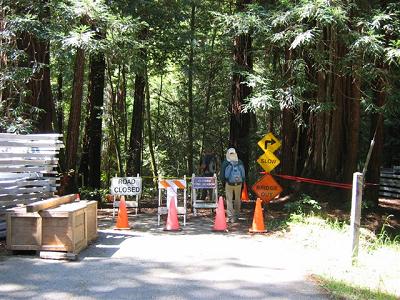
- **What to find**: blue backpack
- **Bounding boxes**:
[225,162,243,184]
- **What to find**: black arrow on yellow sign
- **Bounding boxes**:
[264,139,275,150]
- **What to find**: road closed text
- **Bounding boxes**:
[111,177,142,195]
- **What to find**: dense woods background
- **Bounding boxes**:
[1,0,399,207]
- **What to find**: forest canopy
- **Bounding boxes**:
[1,0,399,206]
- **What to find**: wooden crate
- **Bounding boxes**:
[83,200,98,242]
[39,202,87,254]
[6,207,42,251]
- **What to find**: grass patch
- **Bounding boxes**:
[314,275,398,300]
[278,194,400,299]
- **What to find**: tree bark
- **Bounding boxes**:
[145,69,158,183]
[229,0,253,174]
[16,1,54,132]
[187,3,196,175]
[199,27,217,158]
[56,69,66,172]
[343,74,361,183]
[65,48,85,174]
[280,48,296,177]
[87,49,106,189]
[127,43,146,176]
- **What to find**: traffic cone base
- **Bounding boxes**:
[241,182,250,202]
[164,197,181,231]
[212,196,228,232]
[114,196,131,230]
[249,198,267,234]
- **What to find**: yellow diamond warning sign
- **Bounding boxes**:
[251,174,282,202]
[257,151,280,172]
[257,132,281,153]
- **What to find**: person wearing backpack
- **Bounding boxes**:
[220,147,245,223]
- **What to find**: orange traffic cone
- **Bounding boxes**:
[115,195,131,230]
[249,198,267,233]
[241,182,250,202]
[212,196,228,232]
[164,197,181,231]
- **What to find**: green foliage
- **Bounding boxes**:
[78,187,108,201]
[316,275,399,300]
[284,194,322,215]
[3,0,399,193]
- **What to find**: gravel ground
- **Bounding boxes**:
[0,210,330,300]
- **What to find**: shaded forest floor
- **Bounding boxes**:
[1,197,399,256]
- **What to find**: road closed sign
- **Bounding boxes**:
[111,177,142,195]
[251,174,282,202]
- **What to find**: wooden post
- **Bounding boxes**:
[350,172,363,264]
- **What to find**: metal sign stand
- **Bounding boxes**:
[191,173,218,216]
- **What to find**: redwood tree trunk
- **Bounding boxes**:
[65,48,85,173]
[343,74,361,183]
[280,48,296,177]
[229,0,253,174]
[127,47,146,176]
[16,1,54,132]
[187,3,196,175]
[87,49,106,189]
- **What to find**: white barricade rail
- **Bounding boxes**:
[110,174,142,219]
[191,173,218,216]
[158,176,187,226]
[0,133,63,238]
[380,167,400,199]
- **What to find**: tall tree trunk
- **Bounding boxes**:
[199,27,217,157]
[106,61,124,176]
[229,0,253,174]
[16,1,54,132]
[280,48,296,177]
[145,69,158,183]
[127,44,146,176]
[56,69,66,171]
[155,73,163,146]
[65,48,85,175]
[187,3,196,175]
[87,48,106,189]
[343,74,361,183]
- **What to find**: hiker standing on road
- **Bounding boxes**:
[220,147,245,223]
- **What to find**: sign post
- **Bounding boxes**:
[252,132,283,203]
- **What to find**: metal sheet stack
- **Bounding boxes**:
[0,133,63,237]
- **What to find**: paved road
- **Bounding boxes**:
[0,213,329,300]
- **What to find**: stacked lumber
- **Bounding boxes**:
[0,133,63,211]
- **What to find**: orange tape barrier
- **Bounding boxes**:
[260,172,379,189]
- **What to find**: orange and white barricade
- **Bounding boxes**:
[191,173,218,216]
[158,175,187,226]
[110,174,142,220]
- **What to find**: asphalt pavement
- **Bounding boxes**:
[0,211,329,300]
